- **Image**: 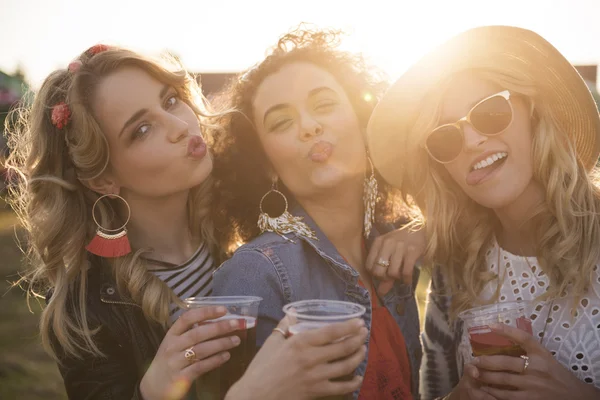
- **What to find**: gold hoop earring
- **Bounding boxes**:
[86,194,132,258]
[363,156,378,239]
[257,181,317,242]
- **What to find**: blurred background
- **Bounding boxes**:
[1,0,599,398]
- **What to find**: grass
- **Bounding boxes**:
[0,198,67,400]
[0,197,430,399]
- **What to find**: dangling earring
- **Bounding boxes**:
[257,180,317,242]
[86,194,132,258]
[363,156,378,239]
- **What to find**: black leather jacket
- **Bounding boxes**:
[48,259,166,400]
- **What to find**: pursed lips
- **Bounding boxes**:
[308,140,334,163]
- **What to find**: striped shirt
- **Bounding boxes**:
[148,242,214,323]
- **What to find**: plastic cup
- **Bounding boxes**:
[283,299,366,399]
[184,296,262,400]
[283,299,366,335]
[458,300,533,357]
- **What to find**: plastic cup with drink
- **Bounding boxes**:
[283,299,366,397]
[458,300,533,358]
[184,296,262,400]
[283,299,366,336]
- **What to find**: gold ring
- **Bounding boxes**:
[272,327,288,338]
[184,346,197,363]
[376,258,390,268]
[520,354,530,373]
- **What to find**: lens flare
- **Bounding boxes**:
[166,377,191,400]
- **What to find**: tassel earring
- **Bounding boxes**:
[86,194,132,258]
[363,156,378,239]
[257,180,317,242]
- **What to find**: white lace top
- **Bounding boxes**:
[478,242,600,386]
[420,242,600,399]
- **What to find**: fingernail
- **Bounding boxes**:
[472,367,479,379]
[472,357,480,365]
[356,375,364,382]
[222,352,230,361]
[216,306,227,313]
[229,319,239,329]
[490,323,503,330]
[231,336,241,345]
[355,319,365,327]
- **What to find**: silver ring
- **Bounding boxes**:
[184,346,197,363]
[376,258,390,268]
[520,354,530,373]
[272,327,288,338]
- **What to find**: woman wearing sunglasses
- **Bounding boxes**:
[368,26,600,400]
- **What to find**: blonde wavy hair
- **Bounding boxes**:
[404,68,600,317]
[6,46,218,361]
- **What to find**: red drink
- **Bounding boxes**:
[467,318,533,390]
[184,296,262,400]
[469,329,525,357]
[196,315,257,400]
[460,303,534,390]
[467,315,532,357]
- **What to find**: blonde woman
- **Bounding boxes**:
[6,44,367,400]
[368,26,600,400]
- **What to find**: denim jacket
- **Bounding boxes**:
[213,207,423,399]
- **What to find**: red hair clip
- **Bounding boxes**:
[86,44,110,57]
[68,60,82,73]
[51,102,71,129]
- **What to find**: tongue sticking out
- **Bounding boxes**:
[466,157,507,186]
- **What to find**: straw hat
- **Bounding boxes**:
[367,25,600,189]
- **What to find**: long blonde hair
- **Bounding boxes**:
[6,46,218,360]
[404,69,600,317]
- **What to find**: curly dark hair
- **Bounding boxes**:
[211,26,405,251]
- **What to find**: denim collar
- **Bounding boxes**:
[289,204,383,279]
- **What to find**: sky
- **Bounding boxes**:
[1,0,599,89]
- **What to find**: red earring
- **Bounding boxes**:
[86,194,132,258]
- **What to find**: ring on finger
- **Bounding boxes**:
[184,346,197,363]
[376,258,390,268]
[520,354,530,373]
[272,327,288,338]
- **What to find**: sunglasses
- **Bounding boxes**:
[425,90,514,163]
